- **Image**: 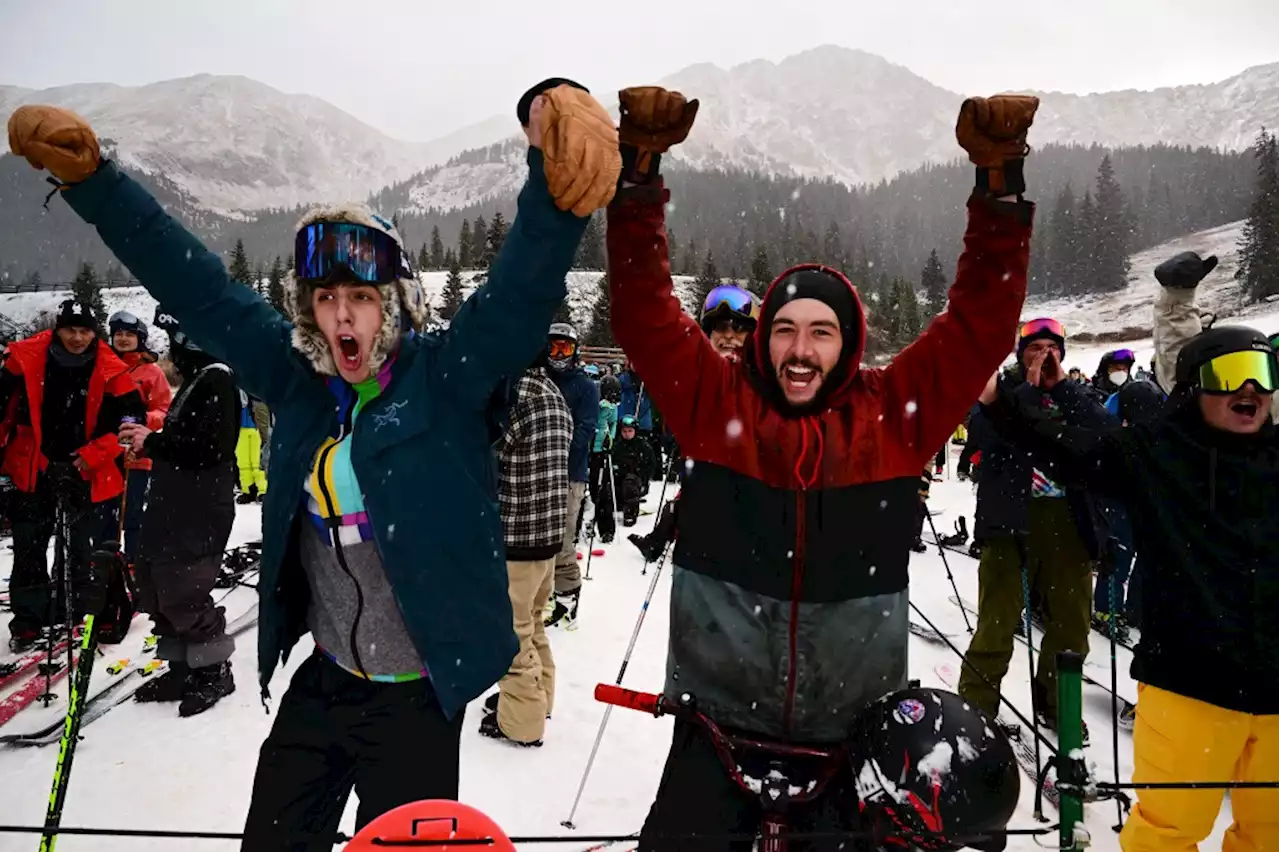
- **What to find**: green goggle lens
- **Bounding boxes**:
[1196,349,1279,394]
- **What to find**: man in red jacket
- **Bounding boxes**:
[606,87,1038,844]
[0,299,144,650]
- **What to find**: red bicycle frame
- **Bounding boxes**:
[595,684,847,851]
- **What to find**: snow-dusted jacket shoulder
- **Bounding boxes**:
[60,152,587,718]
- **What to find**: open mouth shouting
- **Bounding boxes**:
[781,362,820,393]
[336,333,363,374]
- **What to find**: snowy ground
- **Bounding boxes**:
[0,435,1246,851]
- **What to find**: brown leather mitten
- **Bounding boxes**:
[955,94,1039,195]
[8,105,101,184]
[540,85,621,217]
[618,86,699,185]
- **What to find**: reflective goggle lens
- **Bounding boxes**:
[1019,318,1066,339]
[295,222,407,284]
[109,310,139,327]
[548,339,577,359]
[1196,350,1278,394]
[703,286,758,321]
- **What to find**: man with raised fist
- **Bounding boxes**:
[10,79,620,848]
[606,86,1039,845]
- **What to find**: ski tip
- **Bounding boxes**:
[591,549,606,557]
[345,800,516,851]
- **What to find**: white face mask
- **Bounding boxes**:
[1109,370,1130,386]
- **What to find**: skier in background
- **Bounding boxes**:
[1092,348,1136,399]
[546,322,599,629]
[8,81,619,846]
[589,373,620,543]
[123,310,239,716]
[483,361,572,746]
[104,309,171,562]
[235,388,268,504]
[610,415,655,527]
[606,84,1038,842]
[0,299,143,651]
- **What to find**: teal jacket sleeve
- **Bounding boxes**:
[435,149,587,411]
[605,402,618,445]
[59,162,298,406]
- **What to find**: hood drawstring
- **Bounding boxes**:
[792,416,825,490]
[1208,446,1218,513]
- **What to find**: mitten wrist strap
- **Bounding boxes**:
[975,158,1025,198]
[620,144,662,186]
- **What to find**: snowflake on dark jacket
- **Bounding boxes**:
[496,367,573,561]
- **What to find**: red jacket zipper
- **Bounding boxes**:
[782,488,806,735]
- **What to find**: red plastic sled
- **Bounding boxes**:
[345,800,515,850]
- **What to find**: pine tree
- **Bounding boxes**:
[20,271,42,291]
[584,274,615,346]
[440,258,465,322]
[889,277,922,348]
[228,239,252,288]
[822,222,846,270]
[267,256,286,313]
[575,214,605,270]
[1075,190,1097,296]
[443,247,457,269]
[485,213,508,270]
[1047,183,1078,297]
[429,225,445,270]
[103,263,126,290]
[472,216,487,268]
[681,238,698,279]
[552,299,573,325]
[750,246,771,294]
[70,262,107,331]
[457,220,473,269]
[1090,155,1131,293]
[1236,128,1279,303]
[417,244,430,272]
[920,249,947,317]
[694,250,721,307]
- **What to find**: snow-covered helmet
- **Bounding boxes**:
[547,322,579,371]
[284,203,426,377]
[850,687,1019,851]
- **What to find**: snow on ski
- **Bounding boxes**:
[0,636,71,691]
[0,655,72,728]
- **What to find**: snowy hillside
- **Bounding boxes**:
[1022,220,1277,342]
[0,76,472,213]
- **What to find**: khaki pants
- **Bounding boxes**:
[958,499,1093,719]
[555,482,587,594]
[1121,685,1278,852]
[497,558,556,743]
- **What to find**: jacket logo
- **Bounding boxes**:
[373,400,407,430]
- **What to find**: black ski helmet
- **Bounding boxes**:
[1175,325,1274,387]
[850,687,1019,851]
[600,374,622,404]
[1115,379,1166,426]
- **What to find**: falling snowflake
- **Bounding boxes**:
[725,418,743,439]
[879,500,888,510]
[785,282,798,297]
[868,565,877,576]
[905,400,918,416]
[684,459,695,472]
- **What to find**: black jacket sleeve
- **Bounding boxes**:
[142,367,239,470]
[93,384,146,442]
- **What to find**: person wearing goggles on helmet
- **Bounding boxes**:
[978,249,1277,852]
[1092,347,1136,397]
[699,284,760,359]
[11,80,620,844]
[105,310,172,562]
[606,84,1038,846]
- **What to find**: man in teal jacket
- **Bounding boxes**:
[9,81,620,849]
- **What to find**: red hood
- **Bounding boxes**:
[749,263,869,410]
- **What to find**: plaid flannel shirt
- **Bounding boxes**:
[497,367,573,560]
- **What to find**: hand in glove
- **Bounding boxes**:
[8,105,101,185]
[1154,251,1218,289]
[955,95,1039,197]
[537,85,621,217]
[618,86,699,185]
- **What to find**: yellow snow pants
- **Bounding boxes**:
[235,427,268,495]
[1121,684,1278,852]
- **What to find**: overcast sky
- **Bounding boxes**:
[1,0,1276,142]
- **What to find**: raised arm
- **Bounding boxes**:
[875,193,1033,463]
[1152,252,1218,392]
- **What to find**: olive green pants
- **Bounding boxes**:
[958,498,1093,720]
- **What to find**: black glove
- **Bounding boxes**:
[1154,251,1218,289]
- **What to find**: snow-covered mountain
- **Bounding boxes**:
[0,75,475,213]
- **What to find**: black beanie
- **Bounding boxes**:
[54,299,97,332]
[761,267,858,342]
[517,77,589,127]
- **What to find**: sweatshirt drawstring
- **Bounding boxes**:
[792,416,825,490]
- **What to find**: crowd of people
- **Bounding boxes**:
[0,76,1274,852]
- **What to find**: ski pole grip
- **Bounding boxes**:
[594,683,661,715]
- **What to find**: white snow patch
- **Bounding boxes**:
[917,741,954,780]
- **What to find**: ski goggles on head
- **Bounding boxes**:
[548,338,577,359]
[108,310,140,328]
[1194,349,1278,394]
[1019,317,1065,340]
[295,222,410,285]
[703,286,759,324]
[1107,348,1136,365]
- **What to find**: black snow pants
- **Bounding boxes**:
[588,451,616,539]
[639,720,870,852]
[241,653,464,851]
[8,472,102,637]
[134,461,236,667]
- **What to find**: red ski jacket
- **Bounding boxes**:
[607,183,1032,742]
[0,330,143,503]
[117,349,173,472]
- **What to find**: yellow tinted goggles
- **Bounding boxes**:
[1197,349,1278,394]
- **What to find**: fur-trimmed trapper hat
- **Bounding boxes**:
[283,203,429,377]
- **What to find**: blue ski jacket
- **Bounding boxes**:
[550,366,599,483]
[61,152,586,718]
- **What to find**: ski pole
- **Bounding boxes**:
[925,512,972,633]
[562,539,673,829]
[582,490,600,582]
[641,451,680,577]
[606,454,620,525]
[1014,534,1045,821]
